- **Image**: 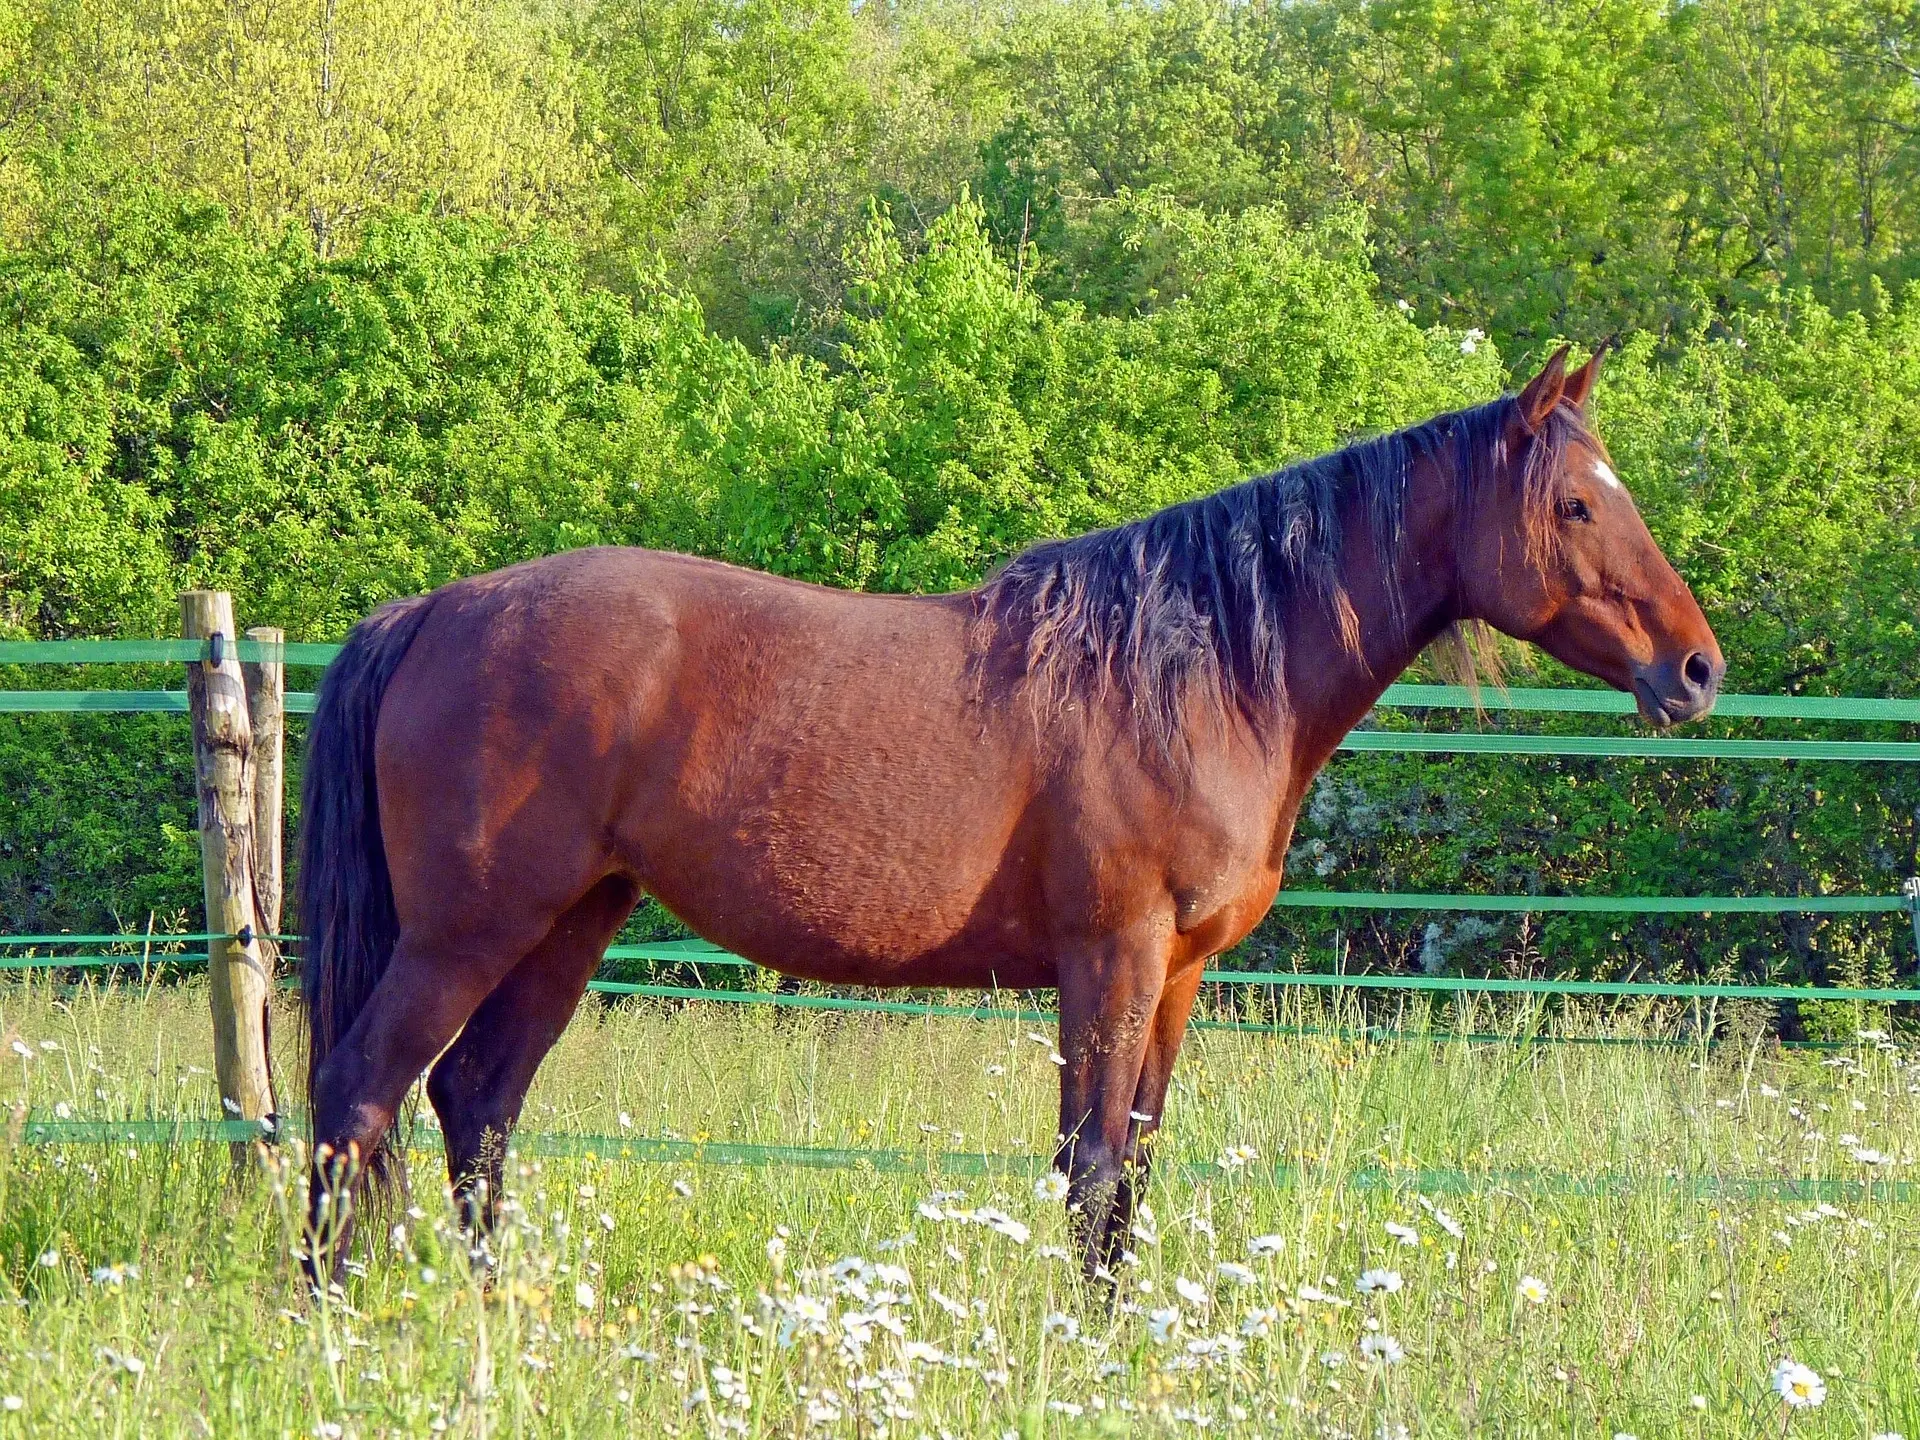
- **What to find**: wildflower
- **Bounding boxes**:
[903,1341,946,1364]
[1759,1084,1781,1098]
[1048,1051,1066,1067]
[315,1425,344,1440]
[99,1348,144,1376]
[1042,1311,1079,1340]
[8,1041,31,1060]
[1129,1109,1155,1123]
[1217,1144,1258,1171]
[927,1288,969,1319]
[671,1178,693,1198]
[1384,1221,1418,1246]
[1460,327,1486,355]
[1034,1171,1069,1202]
[1247,1233,1285,1258]
[1026,1032,1050,1046]
[1356,1269,1402,1294]
[1516,1275,1549,1305]
[574,1281,596,1309]
[1319,1349,1346,1369]
[1434,1209,1464,1238]
[1174,1276,1209,1306]
[766,1235,787,1267]
[1850,1146,1893,1166]
[1359,1333,1405,1366]
[617,1111,632,1129]
[1,1398,19,1412]
[1689,1395,1708,1411]
[1396,298,1413,312]
[1217,1261,1256,1286]
[53,1101,69,1119]
[1241,1306,1279,1337]
[975,1208,1030,1244]
[1187,1334,1245,1359]
[1770,1358,1825,1408]
[35,1251,57,1268]
[1146,1307,1181,1344]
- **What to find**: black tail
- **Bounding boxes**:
[299,594,434,1191]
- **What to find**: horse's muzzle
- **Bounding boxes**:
[1632,650,1724,726]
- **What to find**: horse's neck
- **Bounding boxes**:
[1277,459,1463,777]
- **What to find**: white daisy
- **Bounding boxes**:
[1770,1358,1825,1408]
[1359,1333,1405,1366]
[1034,1170,1070,1202]
[1356,1268,1402,1294]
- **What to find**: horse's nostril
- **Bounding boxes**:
[1683,652,1715,689]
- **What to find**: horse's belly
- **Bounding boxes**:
[630,802,1053,990]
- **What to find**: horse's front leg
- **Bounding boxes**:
[1054,925,1172,1281]
[1113,959,1205,1243]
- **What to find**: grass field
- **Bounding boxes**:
[0,975,1913,1437]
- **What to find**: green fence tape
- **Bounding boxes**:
[1379,683,1920,723]
[0,690,317,713]
[17,1119,273,1144]
[0,639,338,665]
[587,980,1055,1021]
[1197,971,1920,1001]
[1340,730,1920,761]
[596,971,1920,1011]
[0,932,230,947]
[1267,891,1911,914]
[0,954,212,971]
[0,691,192,713]
[11,1118,1913,1204]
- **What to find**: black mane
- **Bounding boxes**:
[977,394,1576,761]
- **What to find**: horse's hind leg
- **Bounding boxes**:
[307,926,545,1281]
[427,875,640,1231]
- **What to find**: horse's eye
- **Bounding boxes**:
[1559,497,1593,523]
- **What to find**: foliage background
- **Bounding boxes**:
[0,0,1914,1005]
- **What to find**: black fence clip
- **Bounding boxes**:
[208,631,226,667]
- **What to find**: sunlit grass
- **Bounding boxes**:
[0,976,1914,1436]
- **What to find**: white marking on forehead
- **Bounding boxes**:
[1591,458,1623,490]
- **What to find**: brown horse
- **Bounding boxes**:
[298,345,1721,1279]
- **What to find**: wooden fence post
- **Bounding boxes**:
[182,592,275,1152]
[242,626,285,1126]
[242,625,285,951]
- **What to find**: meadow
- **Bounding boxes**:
[0,977,1912,1437]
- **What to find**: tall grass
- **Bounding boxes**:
[0,976,1912,1436]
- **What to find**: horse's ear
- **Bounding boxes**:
[1517,345,1571,433]
[1562,336,1613,412]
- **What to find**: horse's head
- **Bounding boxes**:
[1460,345,1723,725]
